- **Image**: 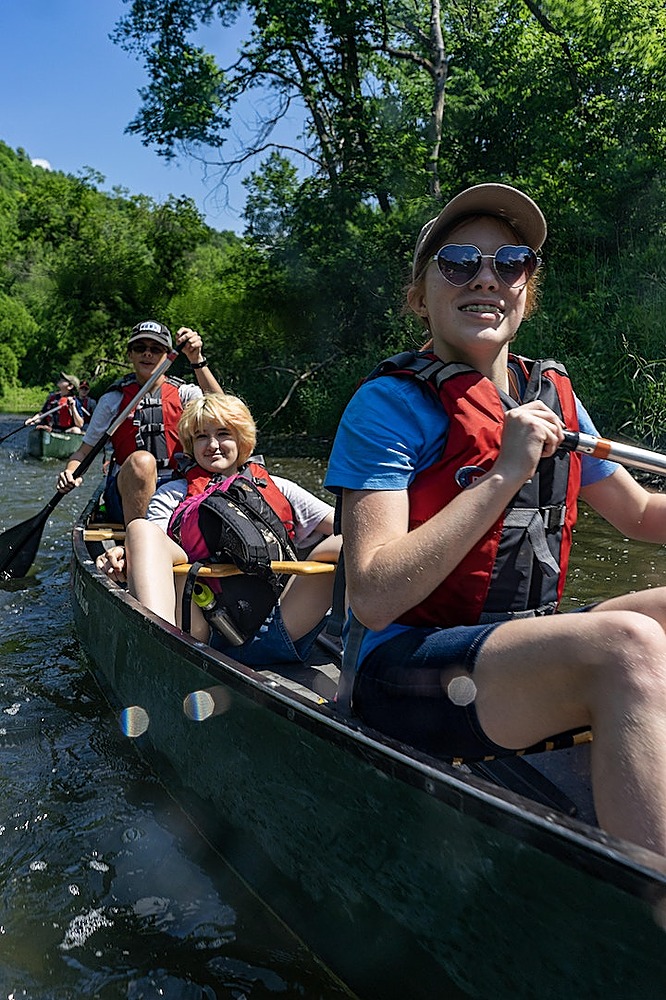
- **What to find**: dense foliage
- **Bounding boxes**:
[2,0,666,445]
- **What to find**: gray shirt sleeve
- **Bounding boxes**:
[271,476,333,548]
[146,479,187,532]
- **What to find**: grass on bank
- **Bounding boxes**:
[0,386,50,414]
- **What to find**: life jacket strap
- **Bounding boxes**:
[335,612,366,717]
[181,561,203,634]
[503,507,561,576]
[478,602,558,623]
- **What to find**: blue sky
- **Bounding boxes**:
[0,0,302,233]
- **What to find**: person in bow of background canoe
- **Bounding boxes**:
[325,181,666,857]
[96,392,341,667]
[26,372,85,433]
[55,320,222,525]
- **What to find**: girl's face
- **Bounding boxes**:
[409,216,527,369]
[191,418,240,476]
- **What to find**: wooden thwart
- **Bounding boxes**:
[173,560,336,577]
[82,527,337,575]
[84,527,126,541]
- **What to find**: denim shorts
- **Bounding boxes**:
[209,605,327,668]
[101,472,124,524]
[354,616,590,761]
[354,624,505,759]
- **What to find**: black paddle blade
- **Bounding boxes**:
[0,508,51,580]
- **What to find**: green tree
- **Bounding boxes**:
[112,0,453,215]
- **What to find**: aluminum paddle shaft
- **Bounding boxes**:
[561,430,666,477]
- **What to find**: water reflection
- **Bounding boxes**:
[563,502,666,609]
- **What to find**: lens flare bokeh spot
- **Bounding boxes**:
[447,675,477,707]
[119,705,150,738]
[183,686,231,722]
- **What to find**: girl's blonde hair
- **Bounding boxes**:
[178,392,257,465]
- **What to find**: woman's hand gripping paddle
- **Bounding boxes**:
[0,345,182,580]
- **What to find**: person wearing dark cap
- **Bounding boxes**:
[56,322,222,524]
[26,373,85,433]
[325,182,666,856]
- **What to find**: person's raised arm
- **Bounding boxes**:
[69,397,85,430]
[176,326,223,394]
[581,465,666,544]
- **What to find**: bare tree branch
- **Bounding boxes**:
[257,354,339,428]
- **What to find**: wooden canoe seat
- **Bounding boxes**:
[84,524,126,541]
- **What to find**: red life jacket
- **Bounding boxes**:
[169,461,295,560]
[105,375,184,470]
[43,392,75,430]
[366,351,582,628]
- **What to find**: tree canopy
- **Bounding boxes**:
[1,0,665,444]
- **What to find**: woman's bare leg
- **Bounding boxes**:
[473,606,666,855]
[125,520,187,624]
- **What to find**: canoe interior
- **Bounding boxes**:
[71,486,666,999]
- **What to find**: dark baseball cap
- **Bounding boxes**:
[127,320,172,351]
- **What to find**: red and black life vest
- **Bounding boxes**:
[169,460,296,559]
[167,461,297,643]
[43,392,75,430]
[366,351,582,627]
[103,374,185,471]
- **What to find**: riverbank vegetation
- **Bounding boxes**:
[1,0,665,447]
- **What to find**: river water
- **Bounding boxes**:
[1,415,665,999]
[0,419,353,1000]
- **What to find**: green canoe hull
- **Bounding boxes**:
[27,427,81,459]
[71,492,666,1000]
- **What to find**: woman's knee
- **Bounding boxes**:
[125,518,162,546]
[119,450,157,481]
[592,610,666,694]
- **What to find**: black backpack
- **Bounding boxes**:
[182,475,298,643]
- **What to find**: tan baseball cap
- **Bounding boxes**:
[412,183,547,279]
[59,372,80,392]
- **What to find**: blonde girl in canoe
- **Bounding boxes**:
[97,392,340,664]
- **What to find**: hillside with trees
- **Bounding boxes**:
[2,0,665,445]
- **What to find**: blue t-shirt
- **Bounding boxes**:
[324,371,618,660]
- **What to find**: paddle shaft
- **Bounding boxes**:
[0,403,65,444]
[561,430,666,477]
[0,346,181,578]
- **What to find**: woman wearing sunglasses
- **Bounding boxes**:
[325,182,666,856]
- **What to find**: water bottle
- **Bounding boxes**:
[192,582,245,646]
